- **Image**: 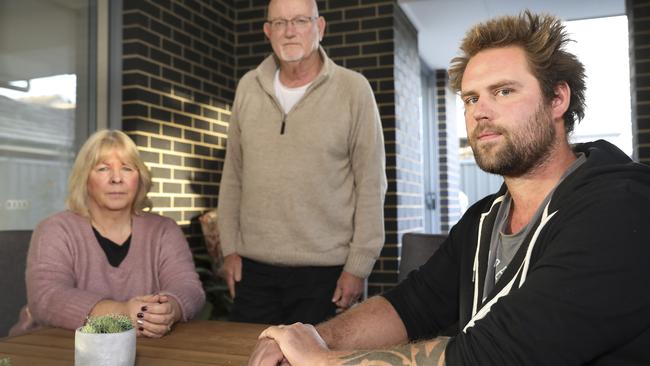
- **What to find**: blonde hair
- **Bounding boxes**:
[448,10,586,133]
[66,130,153,216]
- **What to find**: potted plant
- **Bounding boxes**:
[74,314,135,366]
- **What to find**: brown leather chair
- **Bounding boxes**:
[0,230,32,337]
[398,232,447,282]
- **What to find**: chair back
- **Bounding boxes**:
[0,230,32,337]
[398,232,447,282]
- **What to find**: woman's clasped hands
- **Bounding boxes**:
[126,294,180,338]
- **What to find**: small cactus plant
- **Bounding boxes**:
[80,314,133,334]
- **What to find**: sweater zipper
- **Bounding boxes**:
[280,113,286,135]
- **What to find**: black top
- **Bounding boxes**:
[383,140,650,365]
[92,226,131,267]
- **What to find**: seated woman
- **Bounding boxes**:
[11,130,205,337]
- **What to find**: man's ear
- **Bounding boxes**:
[317,16,326,41]
[263,22,271,40]
[551,82,571,121]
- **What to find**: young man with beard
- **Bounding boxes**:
[247,10,650,366]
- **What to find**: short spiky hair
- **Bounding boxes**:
[448,10,586,133]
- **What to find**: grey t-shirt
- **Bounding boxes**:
[482,153,586,301]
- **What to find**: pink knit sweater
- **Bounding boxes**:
[11,211,205,334]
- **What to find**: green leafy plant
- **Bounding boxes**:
[80,314,133,334]
[0,357,11,366]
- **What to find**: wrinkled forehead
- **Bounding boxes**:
[268,0,318,18]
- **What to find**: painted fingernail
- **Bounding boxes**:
[137,319,143,325]
[141,306,147,311]
[137,313,143,318]
[138,326,144,331]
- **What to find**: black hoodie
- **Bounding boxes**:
[385,140,650,365]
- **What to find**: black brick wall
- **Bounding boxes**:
[386,6,423,292]
[434,70,462,232]
[121,0,235,248]
[629,0,650,163]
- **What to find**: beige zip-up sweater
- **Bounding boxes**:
[217,48,386,278]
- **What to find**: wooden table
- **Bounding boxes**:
[0,320,267,365]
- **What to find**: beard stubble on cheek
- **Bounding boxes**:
[470,103,556,177]
[469,123,508,172]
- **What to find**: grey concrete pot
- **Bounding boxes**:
[74,327,136,366]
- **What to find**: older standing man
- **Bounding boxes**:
[217,0,386,325]
[249,10,650,366]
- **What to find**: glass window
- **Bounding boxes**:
[565,15,632,157]
[0,0,97,230]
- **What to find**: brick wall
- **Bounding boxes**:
[121,0,236,247]
[628,0,650,163]
[390,6,424,289]
[435,70,463,232]
[234,0,268,79]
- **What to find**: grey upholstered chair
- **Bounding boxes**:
[0,230,32,337]
[398,232,447,282]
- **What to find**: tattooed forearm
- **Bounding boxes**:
[339,337,449,366]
